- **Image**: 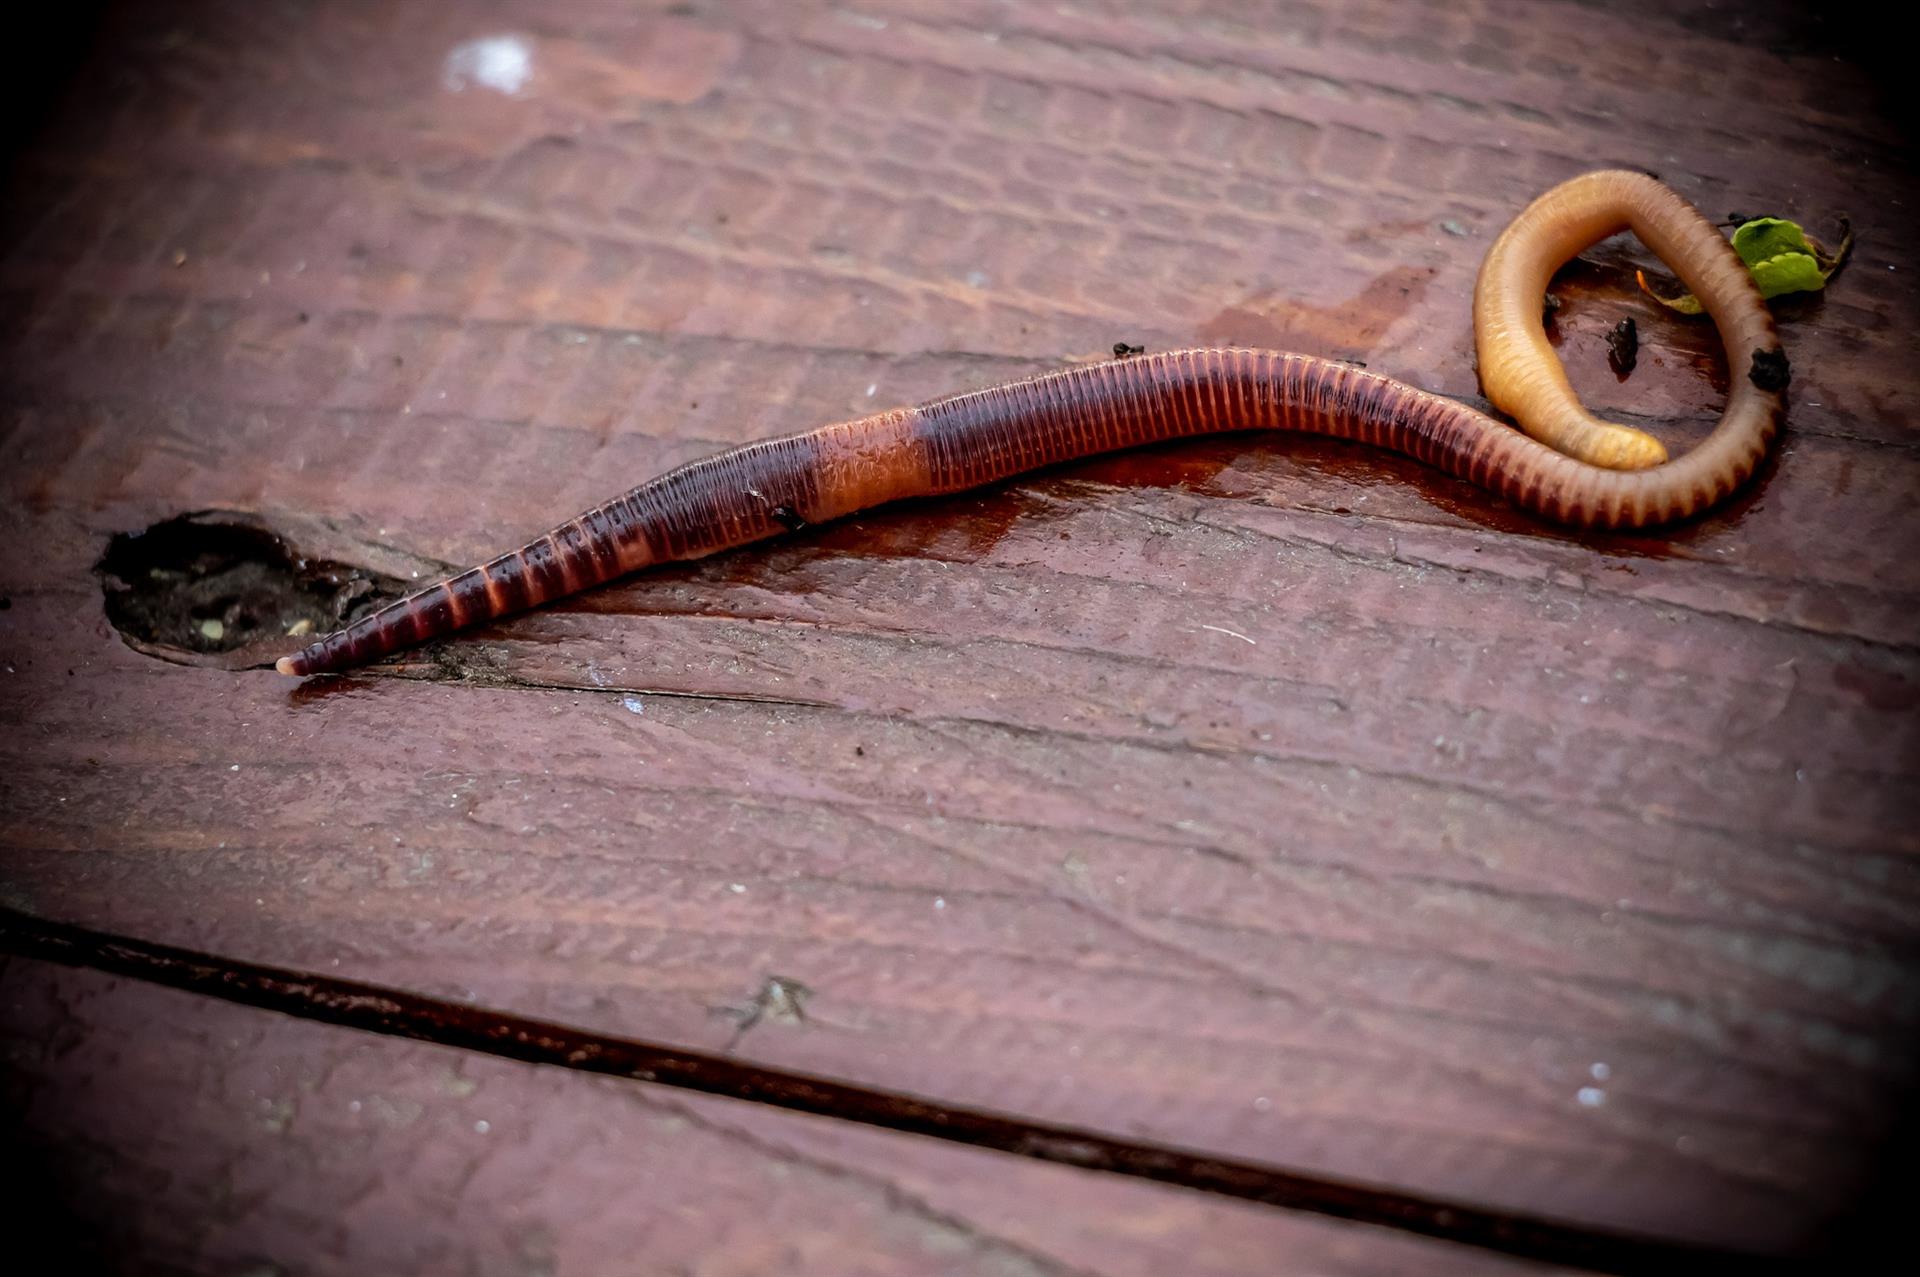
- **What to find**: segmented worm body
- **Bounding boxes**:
[278,171,1787,677]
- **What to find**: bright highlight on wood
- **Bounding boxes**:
[278,170,1787,678]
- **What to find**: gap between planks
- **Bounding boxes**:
[0,904,1793,1277]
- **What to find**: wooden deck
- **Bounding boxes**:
[2,1,1913,1271]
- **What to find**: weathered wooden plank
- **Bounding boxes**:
[5,955,1582,1276]
[1,0,1913,1260]
[1,507,1907,1253]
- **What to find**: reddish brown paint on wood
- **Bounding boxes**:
[0,0,1915,1267]
[4,958,1576,1277]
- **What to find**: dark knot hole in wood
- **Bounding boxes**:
[96,511,410,671]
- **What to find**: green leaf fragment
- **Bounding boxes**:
[1731,218,1816,267]
[1637,270,1704,314]
[1748,250,1829,299]
[1636,214,1851,313]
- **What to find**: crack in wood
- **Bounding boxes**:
[0,904,1795,1276]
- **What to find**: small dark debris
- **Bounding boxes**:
[1542,293,1562,326]
[770,504,807,533]
[1606,317,1638,375]
[1335,357,1368,368]
[1112,342,1145,358]
[854,745,864,756]
[1748,348,1791,391]
[715,975,813,1047]
[297,311,309,323]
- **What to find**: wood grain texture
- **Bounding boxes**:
[4,957,1578,1276]
[1,0,1914,1264]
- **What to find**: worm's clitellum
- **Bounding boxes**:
[277,170,1788,678]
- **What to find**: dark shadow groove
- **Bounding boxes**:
[0,905,1794,1276]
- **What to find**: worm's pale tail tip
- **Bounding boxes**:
[275,656,301,677]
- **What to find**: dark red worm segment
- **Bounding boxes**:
[278,172,1786,678]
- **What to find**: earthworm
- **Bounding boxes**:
[277,170,1786,678]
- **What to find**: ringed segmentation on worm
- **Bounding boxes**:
[277,170,1788,678]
